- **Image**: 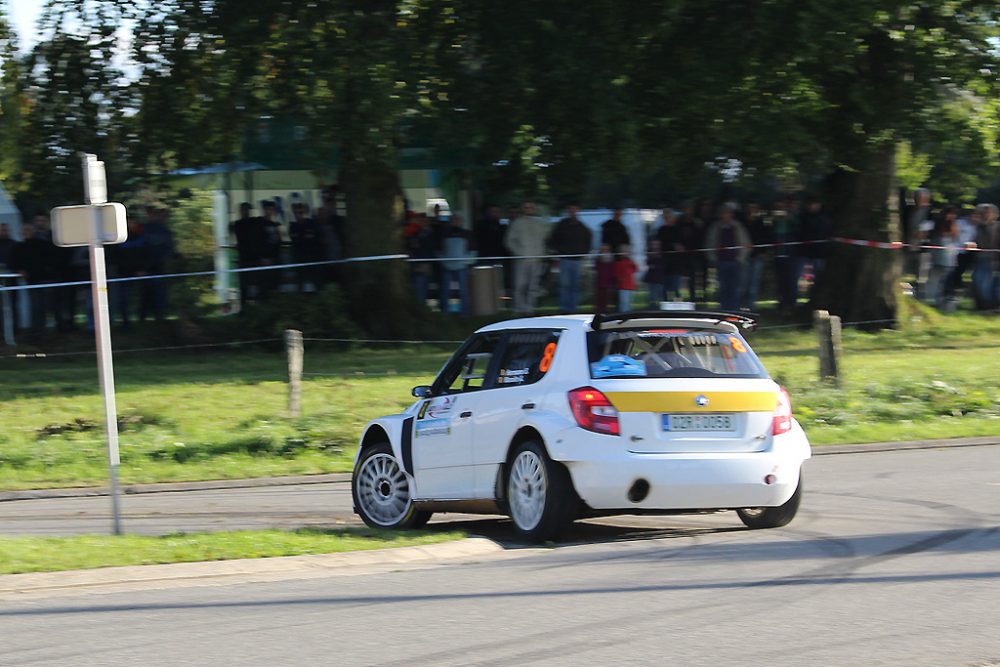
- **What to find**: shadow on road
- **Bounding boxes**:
[421,514,747,549]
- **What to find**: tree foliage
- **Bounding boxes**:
[2,0,1000,320]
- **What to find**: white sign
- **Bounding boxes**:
[83,154,108,205]
[51,203,127,247]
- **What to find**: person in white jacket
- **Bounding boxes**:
[506,202,550,313]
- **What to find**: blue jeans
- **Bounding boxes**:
[558,259,582,313]
[741,257,764,311]
[412,269,430,306]
[440,267,470,314]
[716,260,743,311]
[972,256,998,309]
[647,282,664,308]
[618,289,634,312]
[664,274,681,301]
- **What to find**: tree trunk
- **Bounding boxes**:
[339,156,413,336]
[812,142,901,327]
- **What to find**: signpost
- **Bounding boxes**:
[51,154,128,535]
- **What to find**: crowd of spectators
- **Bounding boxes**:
[2,187,997,341]
[0,207,176,339]
[406,197,836,316]
[229,188,347,308]
[904,190,1000,312]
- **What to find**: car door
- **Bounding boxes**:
[471,330,563,498]
[411,333,501,499]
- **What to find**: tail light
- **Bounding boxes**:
[568,387,620,435]
[772,387,793,436]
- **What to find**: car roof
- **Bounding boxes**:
[475,314,744,335]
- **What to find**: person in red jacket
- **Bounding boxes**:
[594,244,616,314]
[615,244,638,312]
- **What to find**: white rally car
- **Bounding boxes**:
[352,311,811,541]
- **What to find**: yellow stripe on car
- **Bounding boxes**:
[605,391,778,413]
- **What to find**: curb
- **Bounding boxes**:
[2,436,998,503]
[0,472,352,503]
[812,436,1000,456]
[0,537,504,600]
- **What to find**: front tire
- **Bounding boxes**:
[353,443,431,530]
[737,474,802,529]
[506,441,577,542]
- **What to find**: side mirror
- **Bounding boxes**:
[412,385,432,398]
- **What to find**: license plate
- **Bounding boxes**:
[662,413,736,432]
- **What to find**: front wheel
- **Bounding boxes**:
[352,443,431,530]
[737,474,803,529]
[506,441,577,542]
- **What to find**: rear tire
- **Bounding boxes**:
[506,440,577,542]
[737,474,802,529]
[352,442,430,530]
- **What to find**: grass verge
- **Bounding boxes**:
[0,527,466,575]
[0,309,997,489]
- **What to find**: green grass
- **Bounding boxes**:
[0,527,465,574]
[0,307,998,490]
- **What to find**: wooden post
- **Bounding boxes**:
[285,329,303,417]
[813,310,842,385]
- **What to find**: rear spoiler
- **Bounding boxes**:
[591,310,758,332]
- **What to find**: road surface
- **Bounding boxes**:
[1,445,999,665]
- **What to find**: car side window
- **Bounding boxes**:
[493,331,561,387]
[434,334,502,394]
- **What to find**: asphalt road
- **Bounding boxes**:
[1,445,999,666]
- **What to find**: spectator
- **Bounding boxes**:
[797,196,832,295]
[475,204,512,299]
[615,244,638,312]
[108,218,150,330]
[140,207,176,322]
[317,186,347,284]
[0,223,15,268]
[906,188,934,299]
[289,202,323,291]
[594,243,616,315]
[548,203,592,312]
[475,205,507,263]
[407,214,438,307]
[231,202,267,308]
[655,208,683,302]
[972,203,999,310]
[257,200,284,296]
[927,207,962,311]
[644,238,667,307]
[705,203,751,311]
[771,196,800,312]
[676,201,706,302]
[9,222,52,336]
[741,200,774,311]
[438,214,476,314]
[600,207,630,254]
[954,205,979,295]
[506,202,549,313]
[32,214,52,242]
[50,242,83,333]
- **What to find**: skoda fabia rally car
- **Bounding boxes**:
[352,311,811,541]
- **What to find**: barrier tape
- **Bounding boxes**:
[0,237,997,294]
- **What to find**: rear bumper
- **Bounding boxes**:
[560,423,810,511]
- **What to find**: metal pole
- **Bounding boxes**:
[84,155,122,535]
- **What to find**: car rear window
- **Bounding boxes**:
[587,328,768,379]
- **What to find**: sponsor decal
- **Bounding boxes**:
[498,368,529,384]
[590,354,648,378]
[422,395,456,419]
[414,417,451,438]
